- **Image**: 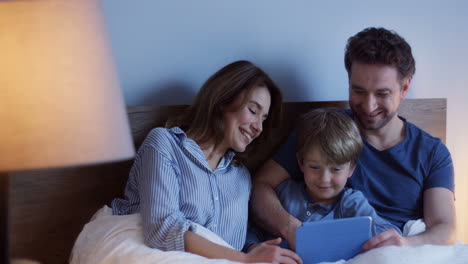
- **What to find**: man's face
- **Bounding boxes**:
[348,63,410,131]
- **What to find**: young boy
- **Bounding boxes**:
[245,108,401,250]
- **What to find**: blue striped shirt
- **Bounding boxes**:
[111,127,252,251]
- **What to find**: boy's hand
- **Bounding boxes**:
[245,238,303,264]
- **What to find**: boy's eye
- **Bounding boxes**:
[308,165,320,170]
[332,168,342,172]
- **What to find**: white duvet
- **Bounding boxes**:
[70,206,468,264]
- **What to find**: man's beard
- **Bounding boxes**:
[352,108,397,131]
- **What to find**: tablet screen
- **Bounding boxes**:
[296,216,372,263]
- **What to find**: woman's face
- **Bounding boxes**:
[221,85,271,153]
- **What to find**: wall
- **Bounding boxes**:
[102,0,468,242]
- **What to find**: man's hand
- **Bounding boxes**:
[362,229,409,251]
[250,160,301,246]
[281,217,302,250]
[245,238,303,264]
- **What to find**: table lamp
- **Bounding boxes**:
[0,0,136,263]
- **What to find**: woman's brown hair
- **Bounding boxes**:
[166,60,282,164]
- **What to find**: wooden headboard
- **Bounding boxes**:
[10,99,446,264]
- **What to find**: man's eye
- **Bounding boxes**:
[378,93,390,97]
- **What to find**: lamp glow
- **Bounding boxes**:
[0,0,135,263]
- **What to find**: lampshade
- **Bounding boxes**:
[0,0,135,171]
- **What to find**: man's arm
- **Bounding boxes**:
[412,187,456,244]
[249,159,302,249]
[363,187,456,249]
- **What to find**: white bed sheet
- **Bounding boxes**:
[70,206,468,264]
[70,206,264,264]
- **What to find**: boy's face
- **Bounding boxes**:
[298,147,355,205]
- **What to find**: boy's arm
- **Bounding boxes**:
[249,159,302,250]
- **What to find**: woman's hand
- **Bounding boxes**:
[245,238,302,264]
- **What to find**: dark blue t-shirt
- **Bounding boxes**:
[274,110,454,230]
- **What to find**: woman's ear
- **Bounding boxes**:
[296,152,304,173]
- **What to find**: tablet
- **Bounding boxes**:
[296,216,372,264]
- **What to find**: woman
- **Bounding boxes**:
[111,60,301,263]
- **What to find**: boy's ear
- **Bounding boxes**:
[296,152,304,172]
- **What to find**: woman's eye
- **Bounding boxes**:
[249,108,256,114]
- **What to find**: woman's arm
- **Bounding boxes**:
[137,144,193,251]
[185,231,302,264]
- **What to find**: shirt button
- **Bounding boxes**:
[306,211,311,216]
[214,196,219,201]
[308,203,313,208]
[213,224,217,228]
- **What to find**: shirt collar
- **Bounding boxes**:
[168,126,237,170]
[300,182,342,212]
[168,126,187,139]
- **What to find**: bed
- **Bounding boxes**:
[10,99,467,264]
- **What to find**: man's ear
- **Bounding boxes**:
[347,163,357,178]
[296,152,304,173]
[400,76,412,100]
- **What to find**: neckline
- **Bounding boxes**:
[362,115,408,152]
[171,127,236,171]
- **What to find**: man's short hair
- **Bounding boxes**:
[344,27,416,81]
[296,108,363,166]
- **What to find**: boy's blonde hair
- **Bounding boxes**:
[296,108,363,165]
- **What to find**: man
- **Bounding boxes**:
[249,27,456,251]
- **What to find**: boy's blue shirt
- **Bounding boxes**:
[244,180,400,250]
